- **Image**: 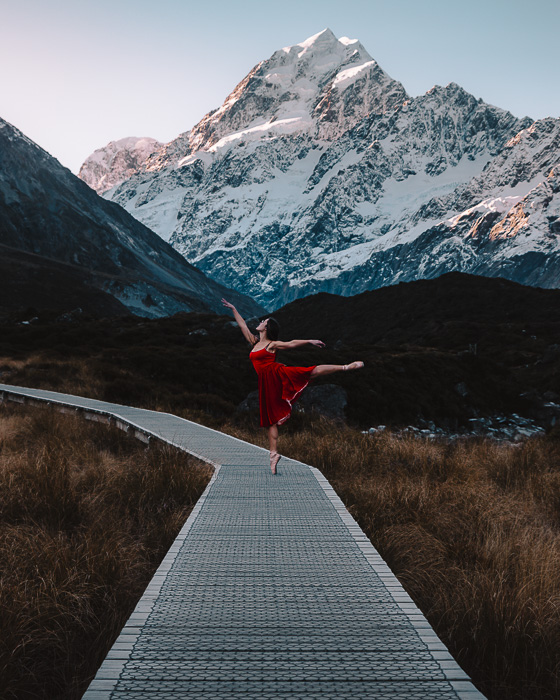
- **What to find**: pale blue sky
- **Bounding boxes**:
[1,0,558,173]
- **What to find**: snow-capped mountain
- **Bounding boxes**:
[79,136,162,194]
[144,28,408,172]
[82,29,558,310]
[0,118,263,318]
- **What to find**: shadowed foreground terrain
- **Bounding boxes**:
[2,273,560,432]
[0,403,212,700]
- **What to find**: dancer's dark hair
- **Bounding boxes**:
[266,317,280,341]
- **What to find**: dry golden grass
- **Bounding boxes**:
[0,403,212,700]
[0,354,107,401]
[3,389,560,699]
[221,416,560,700]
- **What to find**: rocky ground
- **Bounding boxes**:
[364,382,560,443]
[366,409,559,443]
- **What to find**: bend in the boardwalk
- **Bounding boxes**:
[0,384,486,699]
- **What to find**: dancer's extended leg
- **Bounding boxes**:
[310,361,364,378]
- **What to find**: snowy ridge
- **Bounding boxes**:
[79,30,559,309]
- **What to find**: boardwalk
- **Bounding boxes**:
[0,383,485,699]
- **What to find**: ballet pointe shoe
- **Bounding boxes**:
[343,361,365,371]
[270,450,281,474]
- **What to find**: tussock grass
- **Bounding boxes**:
[0,354,107,401]
[3,390,560,699]
[222,416,560,700]
[0,403,212,700]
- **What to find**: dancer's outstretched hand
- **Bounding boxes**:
[221,298,235,310]
[309,339,326,348]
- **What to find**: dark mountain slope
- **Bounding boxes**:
[271,271,560,353]
[0,245,129,319]
[0,118,263,318]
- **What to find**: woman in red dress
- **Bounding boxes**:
[222,298,364,474]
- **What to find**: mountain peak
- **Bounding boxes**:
[279,28,372,63]
[427,82,466,95]
[81,30,407,187]
[282,28,339,55]
[176,29,404,156]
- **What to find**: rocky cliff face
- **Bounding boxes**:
[0,118,263,318]
[79,137,162,194]
[81,29,558,310]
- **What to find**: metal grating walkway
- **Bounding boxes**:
[0,384,485,699]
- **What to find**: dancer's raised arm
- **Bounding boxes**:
[221,298,257,345]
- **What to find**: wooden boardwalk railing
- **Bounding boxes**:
[0,384,486,699]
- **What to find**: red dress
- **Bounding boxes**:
[250,343,317,427]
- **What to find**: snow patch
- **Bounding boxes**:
[447,196,523,225]
[177,151,214,168]
[332,61,376,90]
[339,36,359,46]
[207,117,312,153]
[447,174,550,226]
